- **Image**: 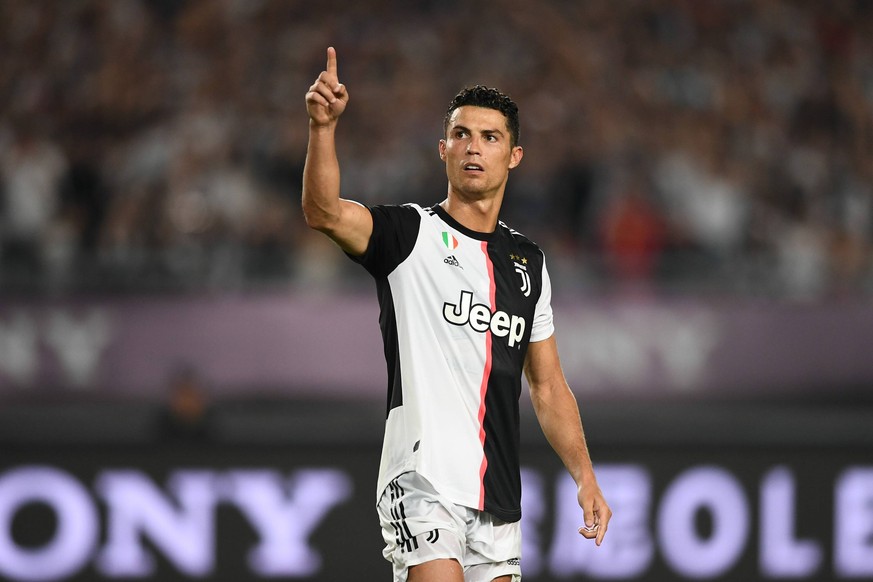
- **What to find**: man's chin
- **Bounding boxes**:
[454,178,491,195]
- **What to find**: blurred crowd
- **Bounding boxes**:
[1,0,871,299]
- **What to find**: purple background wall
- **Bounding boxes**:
[3,294,872,403]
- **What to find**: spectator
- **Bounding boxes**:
[0,122,68,287]
[159,365,212,442]
[0,0,870,299]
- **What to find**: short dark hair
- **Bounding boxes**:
[444,85,520,147]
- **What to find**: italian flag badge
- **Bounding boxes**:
[442,231,459,250]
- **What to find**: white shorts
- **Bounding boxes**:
[377,471,522,582]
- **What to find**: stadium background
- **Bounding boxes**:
[1,1,872,580]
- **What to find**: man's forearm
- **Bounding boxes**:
[302,123,342,231]
[533,382,597,488]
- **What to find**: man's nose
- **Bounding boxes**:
[466,138,480,154]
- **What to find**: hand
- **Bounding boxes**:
[577,482,611,546]
[305,47,349,127]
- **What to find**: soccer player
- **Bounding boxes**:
[303,47,611,582]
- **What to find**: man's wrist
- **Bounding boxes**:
[309,119,338,133]
[573,466,599,490]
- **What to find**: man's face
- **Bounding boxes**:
[439,106,523,199]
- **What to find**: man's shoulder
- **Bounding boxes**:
[368,202,425,229]
[349,203,424,276]
[370,202,424,214]
[496,220,544,255]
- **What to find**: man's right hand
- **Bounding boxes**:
[305,46,348,127]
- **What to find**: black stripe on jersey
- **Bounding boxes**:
[481,225,545,523]
[347,204,421,417]
[377,277,404,416]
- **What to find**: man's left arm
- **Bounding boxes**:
[524,335,612,546]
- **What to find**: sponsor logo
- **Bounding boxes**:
[443,290,526,348]
[443,255,463,269]
[0,465,352,579]
[507,558,521,566]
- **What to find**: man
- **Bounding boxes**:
[303,47,611,582]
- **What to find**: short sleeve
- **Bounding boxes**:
[530,256,555,342]
[347,204,421,278]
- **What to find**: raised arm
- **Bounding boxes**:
[524,335,612,546]
[302,47,373,256]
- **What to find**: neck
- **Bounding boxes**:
[440,189,503,233]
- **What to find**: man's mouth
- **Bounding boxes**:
[463,163,484,172]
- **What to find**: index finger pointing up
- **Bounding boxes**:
[326,46,338,76]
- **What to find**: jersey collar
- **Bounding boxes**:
[431,204,495,242]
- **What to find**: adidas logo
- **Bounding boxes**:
[443,255,463,269]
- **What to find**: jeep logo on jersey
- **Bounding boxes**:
[443,290,526,347]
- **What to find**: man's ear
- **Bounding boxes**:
[438,139,447,161]
[509,145,524,169]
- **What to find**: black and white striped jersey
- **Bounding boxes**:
[349,203,554,523]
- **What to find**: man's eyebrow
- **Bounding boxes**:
[451,124,506,137]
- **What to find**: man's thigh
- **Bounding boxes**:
[407,558,464,582]
[407,560,513,582]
